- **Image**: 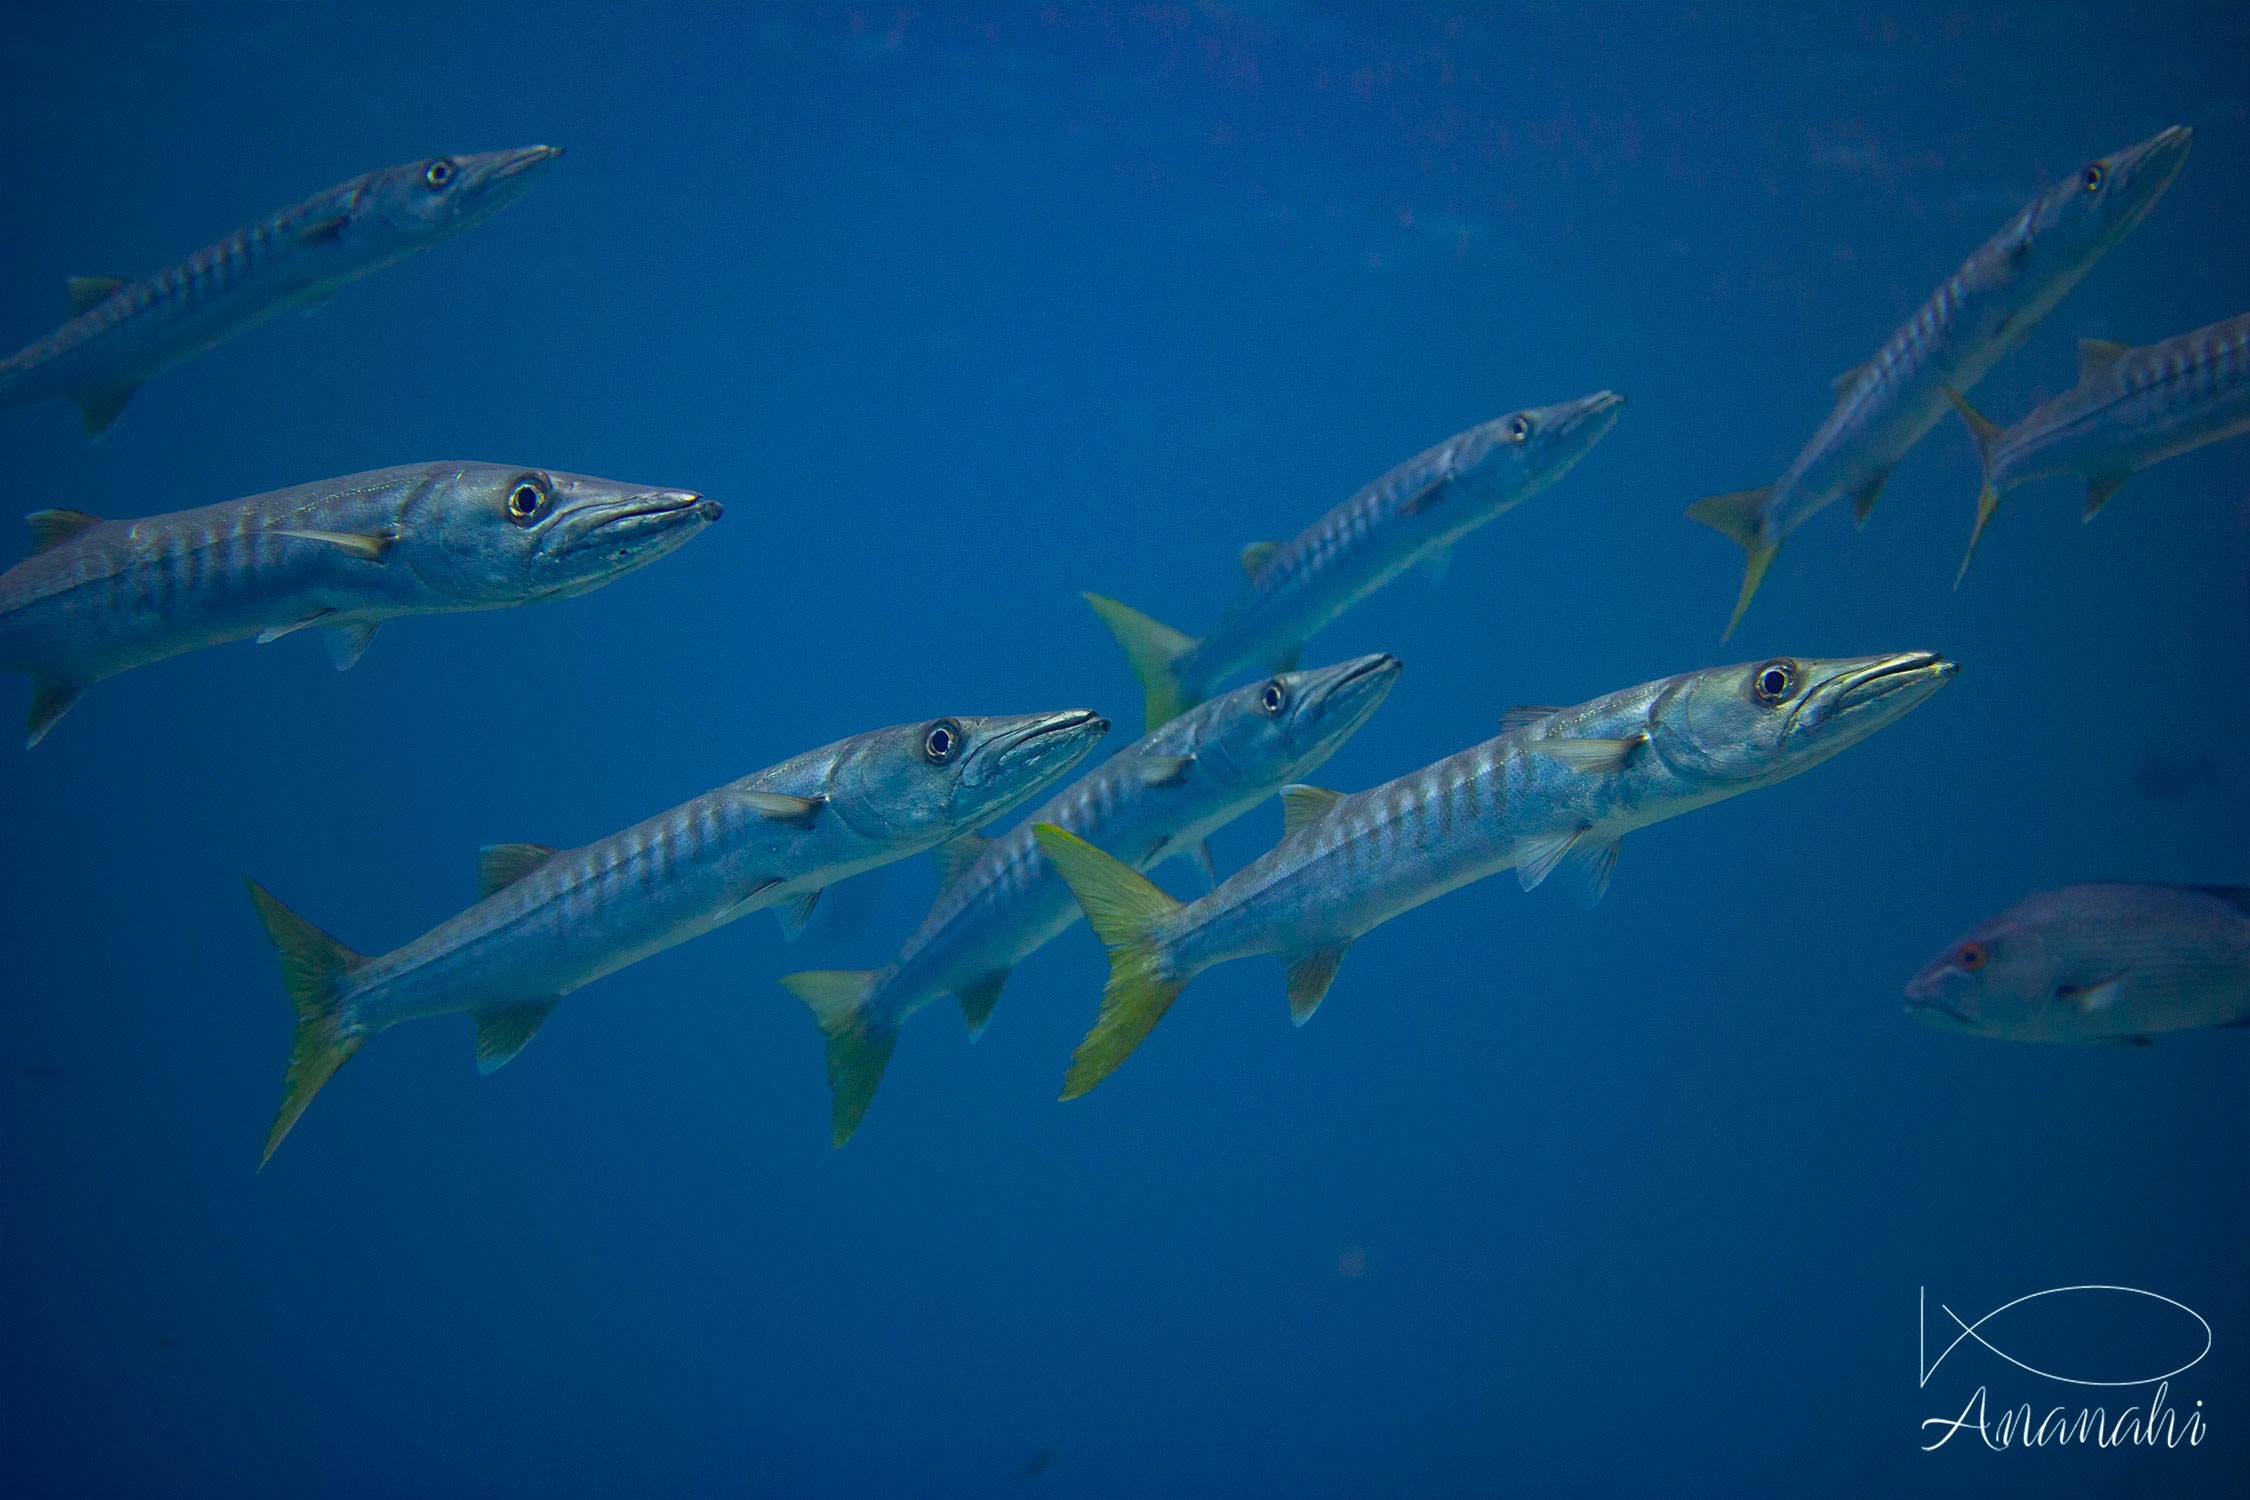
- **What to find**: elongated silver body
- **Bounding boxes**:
[1038,653,1955,1096]
[1907,884,2250,1043]
[246,711,1108,1163]
[0,147,562,435]
[0,463,719,747]
[1688,126,2190,637]
[1087,393,1620,727]
[1947,314,2250,571]
[781,655,1399,1143]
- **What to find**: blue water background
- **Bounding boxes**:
[2,4,2246,1495]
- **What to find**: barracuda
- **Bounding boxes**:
[1689,125,2190,638]
[0,463,721,747]
[1086,392,1621,729]
[1946,312,2250,578]
[1039,652,1956,1097]
[0,146,563,436]
[780,654,1400,1144]
[244,710,1108,1164]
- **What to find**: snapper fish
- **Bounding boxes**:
[245,710,1108,1164]
[1907,883,2250,1043]
[0,463,720,747]
[1688,126,2190,637]
[1086,393,1621,729]
[0,147,564,435]
[781,653,1399,1144]
[1946,313,2250,578]
[1039,653,1955,1096]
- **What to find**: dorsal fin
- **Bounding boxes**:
[1831,360,1868,397]
[1498,704,1561,733]
[66,276,124,314]
[1279,784,1344,839]
[934,833,991,897]
[25,509,101,554]
[2079,338,2130,382]
[477,842,558,899]
[1239,541,1281,578]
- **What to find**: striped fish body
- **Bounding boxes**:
[0,147,560,434]
[1089,393,1620,728]
[0,462,716,747]
[1982,314,2250,498]
[346,751,911,1031]
[863,655,1400,1034]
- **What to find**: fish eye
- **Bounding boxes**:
[1750,659,1797,705]
[2080,162,2105,193]
[1508,414,1533,443]
[1258,680,1287,717]
[424,159,456,191]
[505,475,550,526]
[922,719,962,765]
[1957,942,1988,972]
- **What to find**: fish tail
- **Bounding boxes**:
[1684,486,1777,641]
[778,970,893,1146]
[1082,592,1197,728]
[244,878,365,1168]
[1031,825,1187,1099]
[1943,387,2007,587]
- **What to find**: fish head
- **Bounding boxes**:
[1188,654,1402,789]
[2006,125,2190,280]
[397,463,720,605]
[1647,652,1956,786]
[823,711,1109,844]
[1447,391,1625,514]
[354,145,564,238]
[1905,899,2075,1041]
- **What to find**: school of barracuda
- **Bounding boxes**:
[1,124,2241,1166]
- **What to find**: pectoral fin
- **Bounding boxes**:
[256,609,335,644]
[2060,975,2125,1014]
[294,215,348,247]
[1134,755,1193,788]
[25,678,86,749]
[66,276,124,314]
[278,528,392,562]
[25,509,101,553]
[773,889,821,941]
[323,620,380,671]
[1526,735,1644,774]
[473,999,559,1074]
[729,790,823,825]
[1282,944,1350,1025]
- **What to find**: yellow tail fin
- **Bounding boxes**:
[244,879,365,1167]
[1082,592,1197,729]
[1032,824,1187,1098]
[1944,388,2006,587]
[778,969,891,1146]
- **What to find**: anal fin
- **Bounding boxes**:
[773,889,821,940]
[2082,472,2129,522]
[25,679,86,748]
[76,383,140,438]
[323,620,380,670]
[956,971,1011,1037]
[474,999,559,1074]
[1283,944,1350,1025]
[1849,468,1892,529]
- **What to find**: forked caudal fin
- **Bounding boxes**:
[1031,824,1186,1099]
[1684,487,1777,642]
[778,970,892,1146]
[1942,387,2006,587]
[244,879,366,1167]
[1082,592,1197,729]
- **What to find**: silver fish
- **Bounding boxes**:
[0,463,720,747]
[1039,652,1955,1096]
[1688,126,2190,638]
[781,654,1400,1144]
[1946,313,2250,578]
[0,147,563,435]
[245,710,1108,1164]
[1086,393,1621,729]
[1906,884,2250,1043]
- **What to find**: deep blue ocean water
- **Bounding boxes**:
[3,5,2246,1495]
